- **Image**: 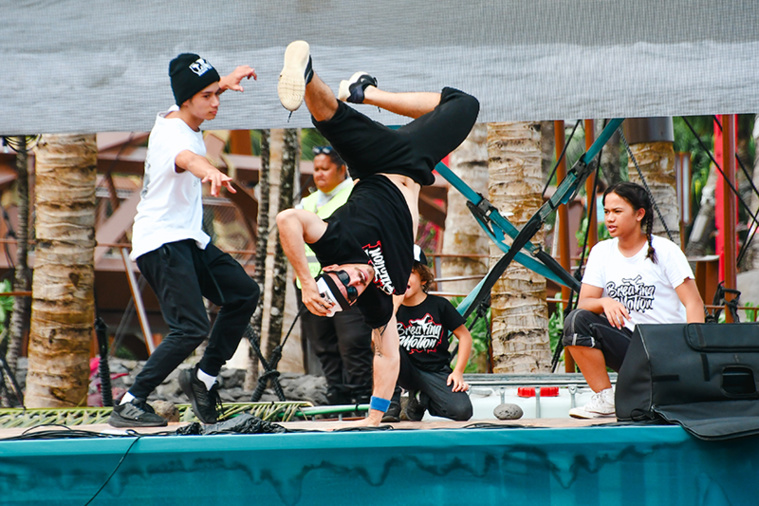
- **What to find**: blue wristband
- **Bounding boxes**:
[370,396,391,413]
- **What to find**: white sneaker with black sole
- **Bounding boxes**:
[337,72,378,104]
[278,40,312,112]
[569,388,616,419]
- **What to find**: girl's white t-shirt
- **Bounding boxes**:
[131,106,209,260]
[582,235,695,330]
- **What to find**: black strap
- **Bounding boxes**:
[248,306,306,402]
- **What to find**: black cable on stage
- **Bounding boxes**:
[84,435,142,506]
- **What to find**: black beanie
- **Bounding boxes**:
[169,53,221,107]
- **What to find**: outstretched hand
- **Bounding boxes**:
[221,65,257,92]
[202,170,236,197]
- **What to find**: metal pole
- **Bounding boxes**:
[119,247,156,354]
[720,115,737,322]
[584,120,598,248]
[554,120,576,373]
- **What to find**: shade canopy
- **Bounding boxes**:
[3,1,757,135]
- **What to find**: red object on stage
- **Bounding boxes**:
[517,387,536,397]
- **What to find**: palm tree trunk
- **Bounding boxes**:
[626,140,680,245]
[266,128,297,359]
[623,119,680,246]
[244,129,270,391]
[442,123,489,296]
[601,128,623,186]
[258,129,283,373]
[25,133,97,408]
[487,122,550,373]
[4,137,32,406]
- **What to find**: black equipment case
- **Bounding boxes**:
[616,322,759,440]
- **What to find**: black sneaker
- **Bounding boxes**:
[337,72,378,104]
[179,365,222,424]
[404,391,426,422]
[278,40,312,112]
[382,401,401,423]
[109,400,167,428]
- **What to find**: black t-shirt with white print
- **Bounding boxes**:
[396,294,466,372]
[309,174,414,328]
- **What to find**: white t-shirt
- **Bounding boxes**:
[130,106,210,260]
[582,235,695,330]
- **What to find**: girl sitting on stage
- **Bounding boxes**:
[563,181,704,419]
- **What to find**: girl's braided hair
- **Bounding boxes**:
[602,181,657,263]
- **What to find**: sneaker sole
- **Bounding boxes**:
[278,40,310,111]
[568,407,615,420]
[108,412,167,428]
[337,71,371,102]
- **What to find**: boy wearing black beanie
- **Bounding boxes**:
[109,54,259,428]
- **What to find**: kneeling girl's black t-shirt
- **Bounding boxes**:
[309,174,414,328]
[396,295,466,372]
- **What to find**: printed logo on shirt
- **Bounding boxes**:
[397,314,442,353]
[606,274,656,313]
[190,58,214,77]
[364,241,394,295]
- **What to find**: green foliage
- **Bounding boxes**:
[0,279,14,326]
[574,214,611,259]
[300,128,329,161]
[741,302,757,323]
[672,116,713,220]
[449,296,490,373]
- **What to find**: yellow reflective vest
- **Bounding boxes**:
[296,181,353,288]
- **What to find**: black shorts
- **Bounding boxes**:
[313,87,479,186]
[562,309,633,372]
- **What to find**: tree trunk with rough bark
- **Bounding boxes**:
[442,123,489,296]
[245,130,270,391]
[25,133,97,408]
[265,128,297,359]
[3,137,32,406]
[601,128,623,186]
[487,122,550,373]
[626,139,681,246]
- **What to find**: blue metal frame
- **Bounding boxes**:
[435,119,625,317]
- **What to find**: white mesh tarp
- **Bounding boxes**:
[3,0,757,134]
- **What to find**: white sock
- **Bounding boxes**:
[120,392,136,405]
[196,368,217,391]
[600,387,614,402]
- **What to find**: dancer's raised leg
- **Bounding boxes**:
[278,40,341,122]
[338,71,441,119]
